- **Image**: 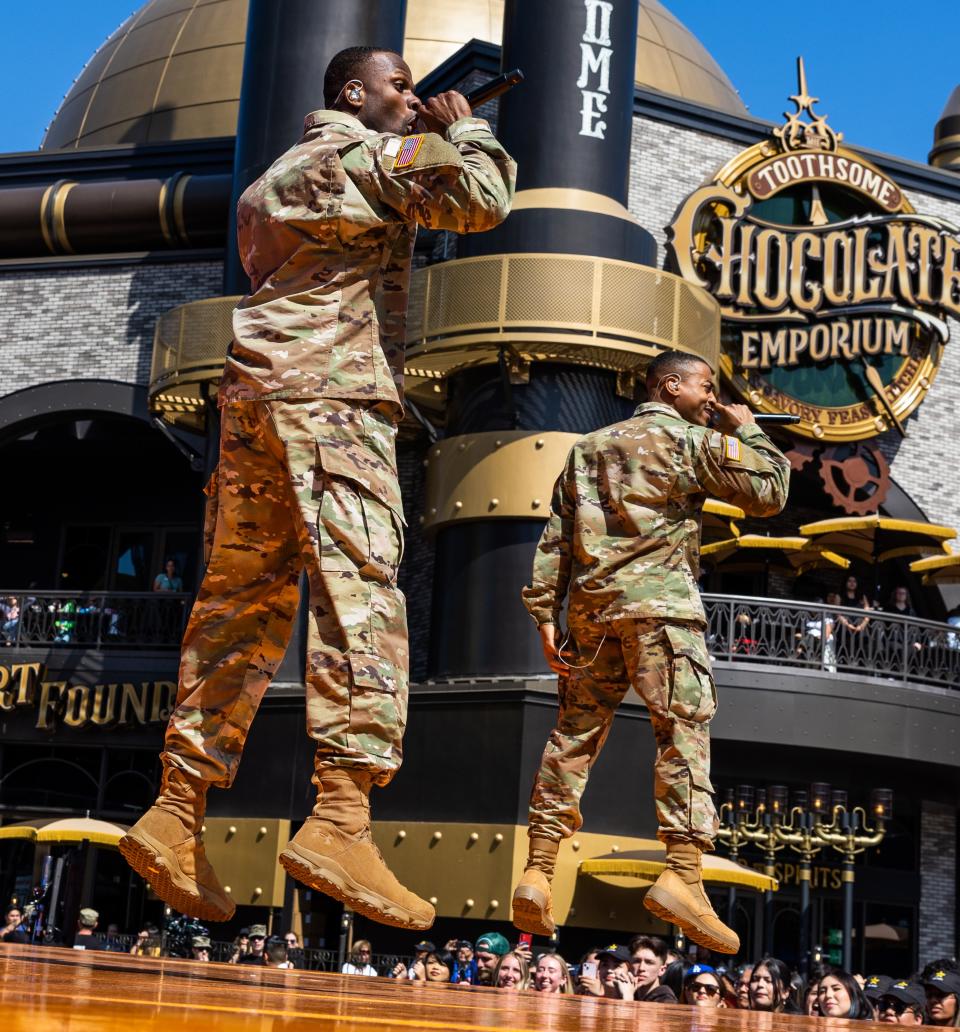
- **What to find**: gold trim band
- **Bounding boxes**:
[510,187,640,223]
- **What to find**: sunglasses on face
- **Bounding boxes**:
[250,935,265,941]
[691,982,720,996]
[880,999,916,1016]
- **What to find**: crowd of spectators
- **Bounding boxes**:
[7,902,957,1026]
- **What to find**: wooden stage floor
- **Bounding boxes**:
[2,944,848,1031]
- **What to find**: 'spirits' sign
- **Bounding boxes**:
[0,662,175,731]
[667,59,952,442]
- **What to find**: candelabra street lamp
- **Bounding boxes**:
[813,787,892,971]
[718,782,892,968]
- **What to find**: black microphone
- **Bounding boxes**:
[753,414,801,425]
[463,69,525,109]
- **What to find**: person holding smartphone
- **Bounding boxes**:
[512,350,789,954]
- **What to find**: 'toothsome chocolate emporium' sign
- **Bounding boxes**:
[667,60,955,441]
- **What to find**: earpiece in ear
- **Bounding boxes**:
[349,89,361,102]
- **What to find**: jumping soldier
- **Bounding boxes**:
[120,46,515,930]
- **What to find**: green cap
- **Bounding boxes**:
[475,932,510,956]
[78,908,98,928]
[192,935,211,949]
[248,924,268,937]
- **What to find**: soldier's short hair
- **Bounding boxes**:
[645,349,711,392]
[324,46,402,106]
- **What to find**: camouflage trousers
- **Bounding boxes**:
[161,399,407,788]
[528,617,718,849]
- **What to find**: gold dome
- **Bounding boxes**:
[43,0,745,150]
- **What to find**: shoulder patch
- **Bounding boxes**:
[723,435,742,463]
[383,137,401,158]
[394,134,424,170]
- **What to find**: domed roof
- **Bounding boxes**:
[42,0,745,150]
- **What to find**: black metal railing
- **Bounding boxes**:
[702,594,960,688]
[0,591,191,649]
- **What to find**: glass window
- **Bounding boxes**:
[113,531,154,591]
[59,526,111,590]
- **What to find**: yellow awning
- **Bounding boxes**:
[580,848,778,892]
[799,515,956,564]
[701,534,849,572]
[910,553,960,586]
[703,499,746,521]
[0,817,128,849]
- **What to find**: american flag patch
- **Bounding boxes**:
[724,435,741,462]
[393,134,424,170]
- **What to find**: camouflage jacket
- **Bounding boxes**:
[522,402,790,626]
[220,110,516,411]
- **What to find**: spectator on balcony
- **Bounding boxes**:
[629,934,676,1003]
[153,559,184,593]
[885,586,915,617]
[683,964,726,1008]
[0,597,19,644]
[841,574,870,608]
[877,981,926,1025]
[493,950,530,990]
[532,953,574,994]
[836,591,871,664]
[946,605,960,650]
[924,968,960,1026]
[748,957,799,1013]
[341,938,376,976]
[817,969,873,1020]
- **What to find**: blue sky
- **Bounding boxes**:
[1,1,957,164]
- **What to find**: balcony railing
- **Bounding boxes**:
[703,593,960,689]
[2,590,957,687]
[0,591,191,649]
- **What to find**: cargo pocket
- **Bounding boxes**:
[664,624,717,724]
[347,651,407,758]
[202,466,220,566]
[315,441,405,584]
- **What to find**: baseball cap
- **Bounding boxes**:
[686,964,718,979]
[598,943,633,964]
[456,939,473,949]
[475,932,510,956]
[192,935,211,949]
[248,924,268,938]
[924,969,960,996]
[863,974,894,1000]
[882,981,926,1010]
[78,908,98,928]
[413,940,436,953]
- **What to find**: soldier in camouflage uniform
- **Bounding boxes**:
[511,350,789,953]
[120,47,515,930]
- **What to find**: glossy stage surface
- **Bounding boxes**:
[4,944,839,1031]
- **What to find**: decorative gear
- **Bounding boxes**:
[785,443,818,473]
[819,443,890,515]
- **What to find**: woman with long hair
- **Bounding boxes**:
[341,939,377,976]
[817,969,873,1020]
[532,953,574,994]
[493,951,530,991]
[748,957,799,1013]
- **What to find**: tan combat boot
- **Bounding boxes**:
[511,836,560,935]
[279,766,434,930]
[118,766,235,922]
[643,840,739,954]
